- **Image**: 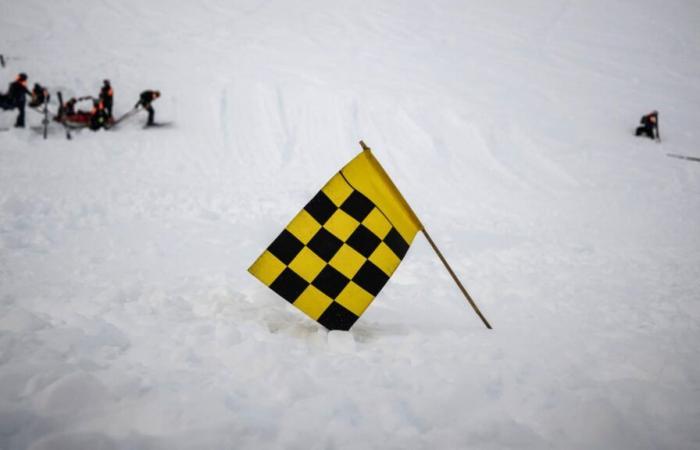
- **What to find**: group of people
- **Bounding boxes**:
[1,72,161,131]
[57,80,115,131]
[2,71,661,140]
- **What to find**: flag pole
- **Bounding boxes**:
[421,228,492,329]
[358,141,492,329]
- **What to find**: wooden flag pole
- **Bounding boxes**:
[421,229,492,329]
[358,140,492,329]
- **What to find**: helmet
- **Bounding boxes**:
[18,73,27,81]
[103,79,110,85]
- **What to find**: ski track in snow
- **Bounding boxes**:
[2,1,700,449]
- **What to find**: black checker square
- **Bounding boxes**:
[383,227,409,259]
[346,224,381,258]
[312,265,351,299]
[267,229,304,265]
[307,228,344,262]
[270,268,309,303]
[340,191,374,222]
[317,301,359,331]
[304,191,337,225]
[352,260,389,296]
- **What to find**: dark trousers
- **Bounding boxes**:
[635,125,655,139]
[146,105,154,125]
[14,103,25,127]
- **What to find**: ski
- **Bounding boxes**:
[143,121,173,129]
[667,153,700,163]
[56,91,73,140]
[42,93,51,139]
[0,54,22,68]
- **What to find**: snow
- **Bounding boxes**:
[2,0,700,448]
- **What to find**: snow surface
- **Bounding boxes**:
[2,0,700,448]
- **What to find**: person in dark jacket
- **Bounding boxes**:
[635,111,659,140]
[62,97,92,117]
[64,97,77,116]
[29,83,49,108]
[5,73,33,127]
[99,79,113,119]
[55,96,95,125]
[135,90,160,126]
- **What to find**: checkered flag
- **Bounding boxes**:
[249,147,422,330]
[249,143,492,331]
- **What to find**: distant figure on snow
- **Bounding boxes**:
[56,96,97,126]
[0,73,33,127]
[135,90,160,126]
[635,110,659,141]
[99,79,113,119]
[29,83,49,108]
[63,97,78,116]
[63,97,94,117]
[89,99,110,131]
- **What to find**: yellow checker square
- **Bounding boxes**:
[286,209,322,244]
[362,208,392,239]
[335,281,375,316]
[329,244,366,279]
[369,242,401,276]
[324,209,359,242]
[293,285,334,320]
[288,247,327,282]
[322,173,353,207]
[249,250,286,286]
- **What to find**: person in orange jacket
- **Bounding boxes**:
[89,99,110,131]
[99,79,113,119]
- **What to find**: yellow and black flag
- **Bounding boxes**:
[248,146,422,330]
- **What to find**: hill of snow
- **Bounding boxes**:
[1,0,700,449]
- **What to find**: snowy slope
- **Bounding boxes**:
[1,0,700,449]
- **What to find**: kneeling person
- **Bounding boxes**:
[89,99,110,131]
[635,111,659,140]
